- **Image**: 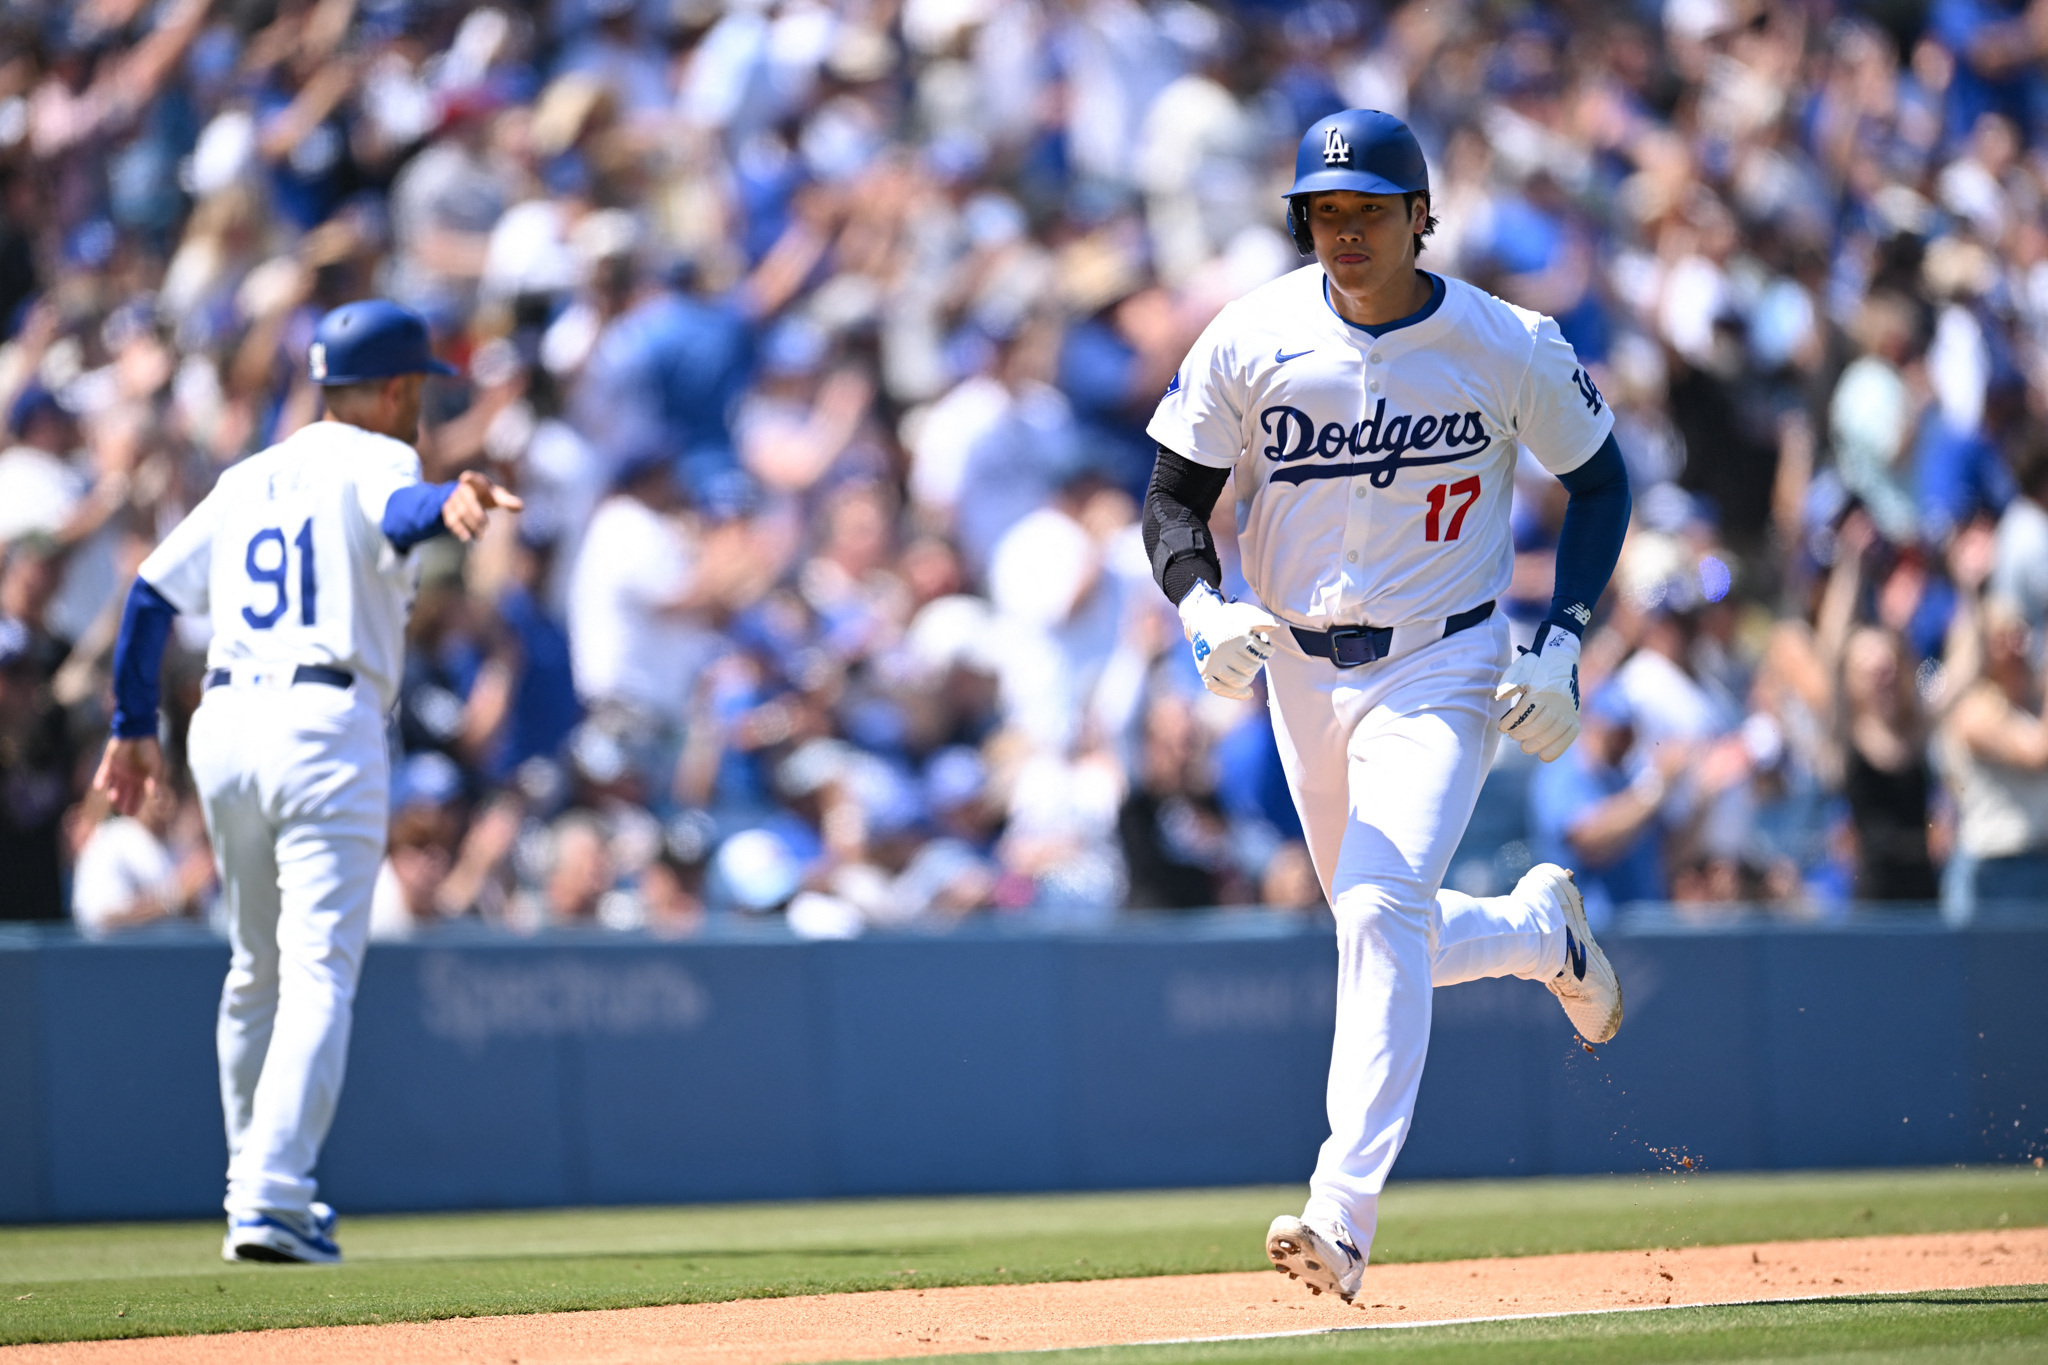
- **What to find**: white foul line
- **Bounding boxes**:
[1092,1288,1918,1352]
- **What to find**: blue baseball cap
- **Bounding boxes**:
[1584,685,1634,729]
[392,751,464,810]
[1285,109,1430,200]
[7,383,66,438]
[308,300,459,385]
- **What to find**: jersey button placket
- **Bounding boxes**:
[1342,343,1373,611]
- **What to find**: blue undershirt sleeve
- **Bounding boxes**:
[109,579,179,740]
[381,481,458,552]
[1543,433,1632,643]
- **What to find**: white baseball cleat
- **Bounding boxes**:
[1265,1214,1364,1302]
[1524,863,1623,1043]
[222,1208,342,1264]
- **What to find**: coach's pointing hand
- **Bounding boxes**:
[1495,626,1582,762]
[440,470,524,542]
[1178,582,1279,701]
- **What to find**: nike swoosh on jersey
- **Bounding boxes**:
[1274,348,1314,364]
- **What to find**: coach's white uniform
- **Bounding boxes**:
[1149,266,1613,1258]
[139,419,429,1223]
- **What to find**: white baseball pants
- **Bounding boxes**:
[187,678,387,1223]
[1265,613,1567,1261]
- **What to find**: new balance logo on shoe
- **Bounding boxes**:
[1564,928,1587,981]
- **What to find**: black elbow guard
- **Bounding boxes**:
[1147,519,1212,585]
[1143,447,1229,605]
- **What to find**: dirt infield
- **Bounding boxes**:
[9,1228,2045,1365]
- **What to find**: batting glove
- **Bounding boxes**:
[1178,581,1278,701]
[1494,626,1581,762]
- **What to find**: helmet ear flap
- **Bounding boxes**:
[1288,199,1314,255]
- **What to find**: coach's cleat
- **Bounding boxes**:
[1526,863,1623,1044]
[222,1211,342,1264]
[1266,1214,1363,1302]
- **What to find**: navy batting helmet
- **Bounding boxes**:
[308,300,458,386]
[1283,109,1430,255]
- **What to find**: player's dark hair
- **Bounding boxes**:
[319,374,412,425]
[319,378,385,407]
[1405,192,1438,257]
[1286,192,1438,257]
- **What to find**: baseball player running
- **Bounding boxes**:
[1144,110,1631,1303]
[93,301,521,1263]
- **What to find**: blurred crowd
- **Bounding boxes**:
[10,0,2048,939]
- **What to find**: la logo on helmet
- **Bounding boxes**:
[1322,126,1351,165]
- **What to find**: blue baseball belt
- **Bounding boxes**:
[204,664,355,689]
[1288,600,1495,669]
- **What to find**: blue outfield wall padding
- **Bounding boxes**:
[1,924,2044,1222]
[1962,930,2048,1163]
[0,948,46,1222]
[818,938,1068,1195]
[1063,937,1334,1189]
[27,941,229,1222]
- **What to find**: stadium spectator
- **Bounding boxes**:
[68,779,213,937]
[535,811,616,926]
[1812,514,1943,901]
[1118,696,1245,911]
[1835,625,1942,901]
[565,449,719,801]
[0,616,71,920]
[1528,687,1673,925]
[22,0,2048,935]
[1941,597,2048,907]
[1991,428,2048,639]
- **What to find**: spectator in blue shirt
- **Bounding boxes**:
[1930,0,2048,147]
[554,0,672,117]
[1916,373,2021,547]
[1528,686,1671,924]
[489,531,584,778]
[1213,693,1305,843]
[571,237,754,494]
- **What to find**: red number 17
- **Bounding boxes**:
[1424,476,1481,542]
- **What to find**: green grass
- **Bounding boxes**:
[863,1286,2048,1365]
[0,1168,2042,1347]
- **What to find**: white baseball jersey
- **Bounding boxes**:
[138,420,429,711]
[1147,267,1613,629]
